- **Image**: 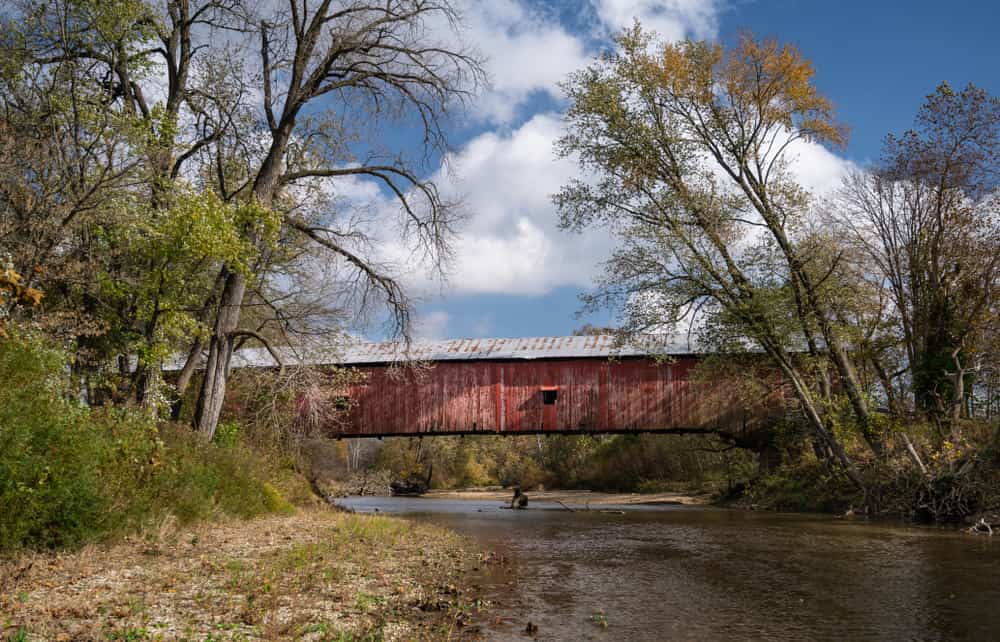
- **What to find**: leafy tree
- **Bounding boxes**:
[2,0,485,433]
[555,26,874,488]
[0,0,244,403]
[836,83,1000,435]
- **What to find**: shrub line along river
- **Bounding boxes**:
[338,494,1000,641]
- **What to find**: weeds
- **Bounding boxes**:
[1,509,485,640]
[0,334,309,554]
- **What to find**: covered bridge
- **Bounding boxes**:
[217,335,786,438]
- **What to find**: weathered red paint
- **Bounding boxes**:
[327,356,780,437]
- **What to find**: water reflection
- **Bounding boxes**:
[339,497,999,641]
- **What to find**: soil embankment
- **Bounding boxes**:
[0,508,485,641]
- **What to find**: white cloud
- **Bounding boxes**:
[458,0,723,123]
[591,0,721,41]
[391,112,613,296]
[786,138,856,196]
[457,0,589,123]
[413,310,451,340]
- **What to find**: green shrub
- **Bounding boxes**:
[0,334,299,553]
[746,459,860,513]
[581,434,755,492]
[0,335,113,549]
[213,420,241,448]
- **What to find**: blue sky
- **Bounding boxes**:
[366,0,1000,341]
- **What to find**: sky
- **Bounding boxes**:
[358,0,1000,341]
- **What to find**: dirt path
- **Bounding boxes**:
[423,488,711,507]
[0,508,488,641]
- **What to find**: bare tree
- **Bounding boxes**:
[192,0,485,438]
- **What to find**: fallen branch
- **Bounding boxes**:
[900,432,928,476]
[968,518,994,536]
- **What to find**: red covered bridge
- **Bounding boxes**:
[222,335,786,438]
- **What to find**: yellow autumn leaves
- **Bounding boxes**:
[0,265,43,337]
[617,26,845,148]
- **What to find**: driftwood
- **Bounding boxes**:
[900,432,929,476]
[389,477,428,496]
[390,465,433,496]
[968,518,994,535]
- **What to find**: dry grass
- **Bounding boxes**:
[0,508,486,641]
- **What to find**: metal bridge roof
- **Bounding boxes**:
[176,334,696,371]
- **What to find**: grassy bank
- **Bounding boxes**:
[0,334,315,554]
[0,335,489,640]
[0,508,484,641]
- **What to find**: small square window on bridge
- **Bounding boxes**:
[541,386,558,405]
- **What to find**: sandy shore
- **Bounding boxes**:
[423,488,711,507]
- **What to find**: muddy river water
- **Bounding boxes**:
[338,496,999,641]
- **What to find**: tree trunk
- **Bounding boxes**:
[871,355,900,416]
[190,125,288,438]
[826,340,885,457]
[192,268,246,439]
[170,337,206,420]
[772,351,867,492]
[761,206,884,458]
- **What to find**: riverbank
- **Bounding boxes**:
[423,488,712,507]
[0,507,485,641]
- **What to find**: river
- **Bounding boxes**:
[338,496,999,641]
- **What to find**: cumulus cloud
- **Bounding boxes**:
[329,1,854,309]
[590,0,721,41]
[458,0,589,123]
[381,113,612,296]
[459,0,723,123]
[786,137,857,196]
[395,0,736,296]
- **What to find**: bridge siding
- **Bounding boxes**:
[331,356,754,437]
